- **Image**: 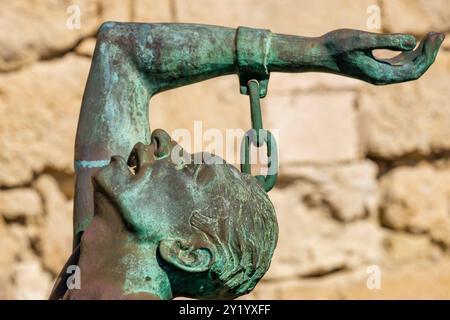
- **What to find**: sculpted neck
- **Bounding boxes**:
[96,194,174,300]
[70,192,174,300]
[119,242,173,300]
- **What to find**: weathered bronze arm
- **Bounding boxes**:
[73,22,444,245]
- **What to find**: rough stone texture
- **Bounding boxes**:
[264,92,361,163]
[379,164,450,237]
[268,73,365,95]
[0,0,98,72]
[175,0,378,36]
[248,258,450,299]
[0,189,42,220]
[133,0,173,23]
[1,0,449,300]
[382,0,450,35]
[150,75,251,166]
[279,161,379,222]
[444,34,450,50]
[381,232,442,264]
[0,0,135,72]
[430,218,450,250]
[0,54,90,186]
[99,0,133,23]
[264,180,382,281]
[75,37,96,57]
[32,175,73,275]
[10,260,53,300]
[338,259,450,299]
[0,220,21,299]
[359,52,450,160]
[0,222,45,299]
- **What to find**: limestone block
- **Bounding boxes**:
[99,0,133,22]
[33,175,73,275]
[263,92,361,163]
[379,164,450,236]
[268,73,365,95]
[150,75,250,167]
[279,161,379,222]
[382,0,450,35]
[264,182,382,280]
[382,232,442,264]
[0,0,98,71]
[359,52,450,159]
[0,188,42,220]
[75,37,96,57]
[133,0,173,23]
[0,54,90,186]
[10,260,52,300]
[175,0,378,36]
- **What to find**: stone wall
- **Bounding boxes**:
[0,0,449,299]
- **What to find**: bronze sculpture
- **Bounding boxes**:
[49,23,444,300]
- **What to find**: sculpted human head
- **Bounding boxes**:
[78,129,278,299]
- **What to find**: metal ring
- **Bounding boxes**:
[240,129,278,192]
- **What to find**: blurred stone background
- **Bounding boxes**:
[0,0,450,299]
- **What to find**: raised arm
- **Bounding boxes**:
[73,22,444,246]
[268,29,444,84]
[73,23,239,244]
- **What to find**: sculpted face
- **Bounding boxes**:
[68,129,253,299]
[93,129,240,242]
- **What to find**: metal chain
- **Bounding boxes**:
[240,80,278,192]
[247,80,264,147]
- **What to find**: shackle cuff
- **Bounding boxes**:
[236,26,272,98]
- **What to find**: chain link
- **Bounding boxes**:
[240,80,278,192]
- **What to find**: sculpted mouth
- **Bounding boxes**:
[127,144,142,176]
[92,142,151,198]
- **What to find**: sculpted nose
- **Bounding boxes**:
[151,129,172,159]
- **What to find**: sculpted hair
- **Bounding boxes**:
[190,167,278,298]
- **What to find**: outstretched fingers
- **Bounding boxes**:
[367,33,417,51]
[421,32,445,62]
[374,32,444,66]
[355,32,444,84]
[328,29,417,52]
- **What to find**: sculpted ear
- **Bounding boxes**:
[158,239,213,273]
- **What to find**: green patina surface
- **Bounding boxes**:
[49,23,443,300]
